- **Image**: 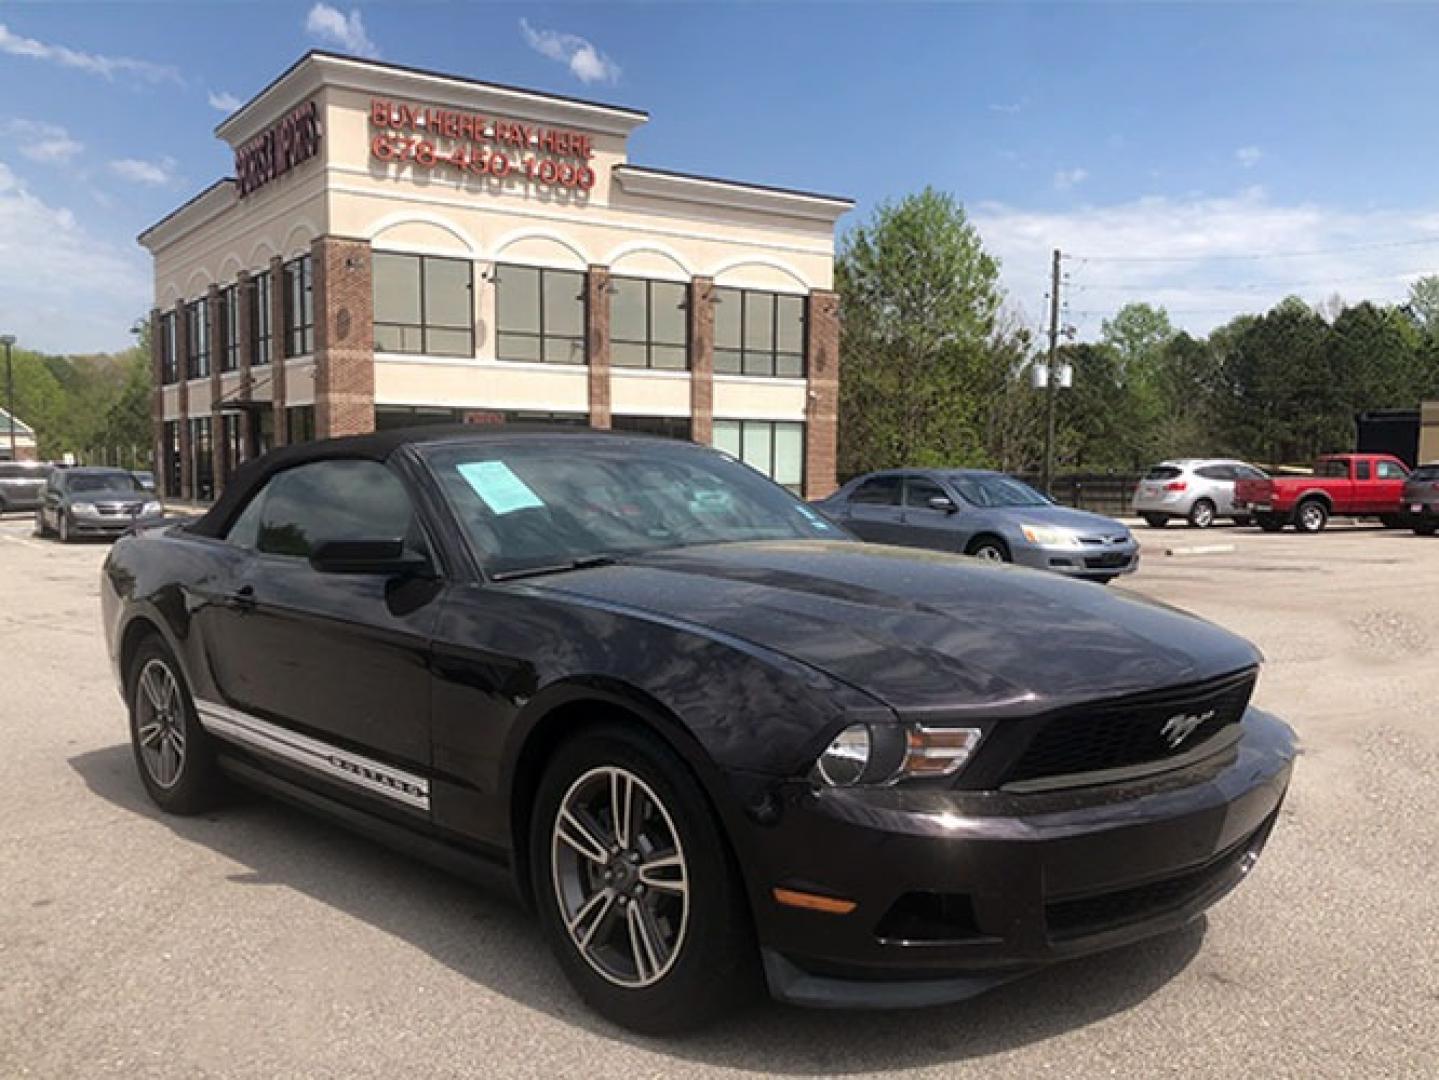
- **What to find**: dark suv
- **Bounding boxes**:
[0,461,52,513]
[1405,462,1439,535]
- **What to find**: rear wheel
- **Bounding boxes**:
[966,536,1011,563]
[127,635,225,814]
[1295,499,1329,534]
[1187,499,1217,529]
[530,726,758,1033]
[1141,514,1168,529]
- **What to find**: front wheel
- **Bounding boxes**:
[1416,522,1437,537]
[530,726,758,1033]
[127,635,226,814]
[967,536,1012,563]
[34,508,50,537]
[57,513,72,543]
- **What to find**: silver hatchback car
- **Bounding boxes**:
[1133,459,1268,529]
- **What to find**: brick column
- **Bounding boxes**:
[235,270,254,462]
[585,266,612,429]
[313,236,376,438]
[269,255,288,446]
[148,308,166,499]
[803,289,840,500]
[207,284,225,495]
[688,277,714,445]
[174,299,193,500]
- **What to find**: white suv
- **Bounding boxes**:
[1132,459,1269,528]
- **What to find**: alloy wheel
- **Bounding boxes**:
[551,766,689,989]
[1299,503,1326,532]
[973,544,1006,562]
[134,658,187,789]
[1191,500,1215,528]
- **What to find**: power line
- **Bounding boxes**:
[1072,267,1436,294]
[1063,234,1439,264]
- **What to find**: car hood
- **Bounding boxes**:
[992,503,1130,536]
[529,541,1258,716]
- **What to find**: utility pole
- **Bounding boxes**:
[1041,249,1061,495]
[1,335,15,463]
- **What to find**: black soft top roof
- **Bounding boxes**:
[188,424,650,538]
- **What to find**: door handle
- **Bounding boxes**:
[225,585,257,612]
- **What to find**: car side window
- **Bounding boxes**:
[1195,465,1230,481]
[904,477,948,508]
[850,476,901,506]
[225,490,268,550]
[1355,461,1372,481]
[255,460,427,561]
[1377,461,1407,480]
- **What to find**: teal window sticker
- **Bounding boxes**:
[456,460,545,515]
[796,504,836,531]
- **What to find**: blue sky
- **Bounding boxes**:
[3,2,1439,353]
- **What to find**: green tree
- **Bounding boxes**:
[836,188,1004,476]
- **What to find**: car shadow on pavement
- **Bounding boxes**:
[70,743,1206,1074]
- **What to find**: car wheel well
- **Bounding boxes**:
[966,533,1010,556]
[118,617,165,693]
[508,699,720,910]
[1298,491,1333,510]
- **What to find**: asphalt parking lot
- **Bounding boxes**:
[1,514,1436,1078]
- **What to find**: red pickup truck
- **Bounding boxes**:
[1233,453,1410,533]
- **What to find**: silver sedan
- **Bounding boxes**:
[813,469,1138,583]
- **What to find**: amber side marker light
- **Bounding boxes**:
[773,887,858,915]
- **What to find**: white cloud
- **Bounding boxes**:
[207,89,243,113]
[1236,145,1263,169]
[2,120,82,164]
[974,187,1439,337]
[519,18,621,85]
[0,22,180,83]
[989,101,1024,115]
[1053,167,1089,191]
[305,3,379,59]
[0,160,149,353]
[109,156,178,186]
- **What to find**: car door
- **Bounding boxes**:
[1197,464,1238,515]
[898,475,966,552]
[1374,459,1409,513]
[199,457,444,777]
[842,474,906,543]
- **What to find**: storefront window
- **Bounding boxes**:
[714,288,805,378]
[222,413,243,476]
[160,312,178,384]
[612,415,692,440]
[189,417,214,501]
[163,420,181,495]
[612,277,688,370]
[251,271,271,367]
[713,419,804,493]
[221,286,240,372]
[373,253,474,356]
[283,255,314,357]
[286,405,316,444]
[495,265,585,364]
[186,300,210,380]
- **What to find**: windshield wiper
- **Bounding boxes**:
[489,554,619,582]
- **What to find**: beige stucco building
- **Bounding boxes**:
[139,50,851,502]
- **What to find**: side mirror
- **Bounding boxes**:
[309,538,433,577]
[928,495,957,514]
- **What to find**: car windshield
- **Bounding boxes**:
[949,473,1050,508]
[424,439,841,576]
[1144,465,1183,481]
[68,472,141,493]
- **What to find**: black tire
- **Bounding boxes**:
[1187,499,1217,529]
[1256,514,1285,533]
[1380,515,1404,529]
[1142,514,1168,529]
[1232,515,1252,528]
[1416,523,1437,537]
[126,634,226,815]
[57,512,72,543]
[529,725,758,1034]
[966,535,1012,563]
[1294,499,1329,534]
[34,508,50,537]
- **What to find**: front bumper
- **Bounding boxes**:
[1013,540,1139,579]
[740,709,1295,1008]
[69,512,163,536]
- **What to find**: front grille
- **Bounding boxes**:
[97,502,142,517]
[1001,669,1257,788]
[1084,552,1131,569]
[1045,820,1268,941]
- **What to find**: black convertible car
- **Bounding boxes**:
[102,427,1295,1033]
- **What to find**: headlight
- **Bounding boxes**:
[142,501,162,516]
[71,501,96,515]
[1020,523,1083,549]
[813,722,984,787]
